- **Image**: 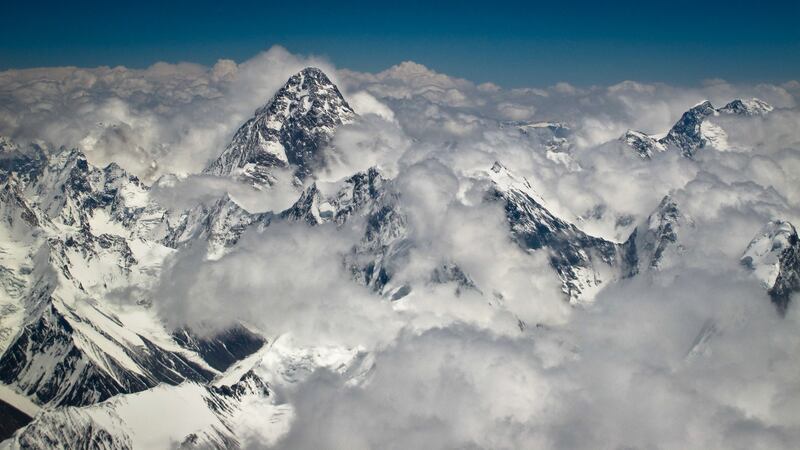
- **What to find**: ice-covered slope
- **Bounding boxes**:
[204,67,356,186]
[741,220,800,314]
[0,140,266,412]
[0,370,283,450]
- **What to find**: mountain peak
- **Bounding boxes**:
[741,220,800,314]
[692,100,715,110]
[621,130,666,159]
[205,67,356,186]
[659,101,717,157]
[719,98,773,116]
[622,194,693,277]
[253,67,345,114]
[298,66,326,76]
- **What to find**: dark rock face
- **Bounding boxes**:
[282,162,624,303]
[0,139,271,416]
[278,167,411,294]
[204,67,356,185]
[659,101,717,158]
[489,163,619,301]
[0,138,45,186]
[172,325,267,372]
[430,263,479,296]
[0,304,215,407]
[0,400,33,441]
[1,179,44,228]
[769,237,800,313]
[211,370,270,400]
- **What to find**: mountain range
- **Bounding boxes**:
[0,68,797,448]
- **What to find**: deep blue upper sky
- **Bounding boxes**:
[1,0,798,87]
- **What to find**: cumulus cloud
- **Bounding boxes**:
[153,221,403,347]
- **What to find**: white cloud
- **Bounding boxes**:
[346,91,396,121]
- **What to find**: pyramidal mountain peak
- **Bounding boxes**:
[204,67,356,187]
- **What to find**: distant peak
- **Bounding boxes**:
[718,98,773,116]
[620,130,666,159]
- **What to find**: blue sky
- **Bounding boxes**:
[1,0,798,87]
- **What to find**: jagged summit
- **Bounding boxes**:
[483,162,621,303]
[659,100,717,157]
[620,130,666,159]
[204,67,356,186]
[620,98,773,158]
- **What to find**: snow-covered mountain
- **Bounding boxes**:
[622,195,692,276]
[0,370,279,450]
[483,162,622,302]
[717,98,774,116]
[620,130,667,159]
[741,220,800,314]
[0,68,367,446]
[204,67,356,187]
[0,141,266,415]
[621,98,774,158]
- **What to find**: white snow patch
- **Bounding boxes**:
[88,209,129,237]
